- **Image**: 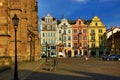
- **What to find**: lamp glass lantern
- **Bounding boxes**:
[12,14,19,28]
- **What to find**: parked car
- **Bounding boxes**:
[50,53,57,58]
[74,54,81,58]
[102,54,120,61]
[41,54,47,58]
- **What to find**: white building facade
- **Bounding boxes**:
[57,18,73,57]
[40,14,57,56]
[106,27,120,39]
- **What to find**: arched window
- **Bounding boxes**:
[79,21,81,25]
[68,30,71,33]
[95,23,98,26]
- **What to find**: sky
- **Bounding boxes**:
[38,0,120,29]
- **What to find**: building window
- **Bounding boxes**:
[68,30,71,34]
[59,37,61,40]
[59,30,61,33]
[63,36,66,41]
[68,43,71,47]
[83,42,87,47]
[54,33,55,37]
[53,26,56,30]
[73,29,77,33]
[99,35,102,41]
[73,36,77,40]
[42,25,46,30]
[79,21,81,25]
[42,33,44,37]
[51,46,56,49]
[79,30,82,33]
[79,36,82,40]
[48,33,50,37]
[47,25,51,30]
[68,36,71,40]
[83,29,87,33]
[91,36,95,41]
[83,36,87,40]
[92,43,95,48]
[95,23,98,26]
[91,29,95,33]
[64,43,66,47]
[51,39,53,44]
[74,43,77,47]
[63,30,66,34]
[99,29,102,33]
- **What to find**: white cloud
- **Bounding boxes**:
[73,0,88,3]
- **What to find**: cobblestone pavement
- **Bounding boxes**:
[25,57,120,80]
[0,59,45,80]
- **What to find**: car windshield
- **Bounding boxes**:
[51,53,56,55]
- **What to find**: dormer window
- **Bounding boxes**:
[79,21,81,25]
[95,23,98,26]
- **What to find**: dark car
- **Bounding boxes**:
[41,54,47,58]
[102,54,120,61]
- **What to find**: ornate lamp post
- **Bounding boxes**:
[46,41,48,62]
[12,14,19,80]
[78,32,82,55]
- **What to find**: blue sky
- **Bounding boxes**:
[38,0,120,29]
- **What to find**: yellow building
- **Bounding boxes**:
[88,16,107,57]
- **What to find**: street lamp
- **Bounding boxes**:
[12,14,19,80]
[46,41,48,62]
[78,32,82,55]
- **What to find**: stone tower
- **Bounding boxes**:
[0,0,40,62]
[0,0,10,57]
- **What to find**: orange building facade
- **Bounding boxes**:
[72,19,88,56]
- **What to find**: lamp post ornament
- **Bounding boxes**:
[12,14,19,80]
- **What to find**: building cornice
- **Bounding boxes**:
[9,8,22,12]
[0,34,10,37]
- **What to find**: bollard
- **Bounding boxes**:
[53,58,57,71]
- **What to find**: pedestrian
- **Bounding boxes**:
[84,53,89,60]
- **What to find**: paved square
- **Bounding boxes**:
[25,58,120,80]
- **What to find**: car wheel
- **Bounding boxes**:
[107,58,109,61]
